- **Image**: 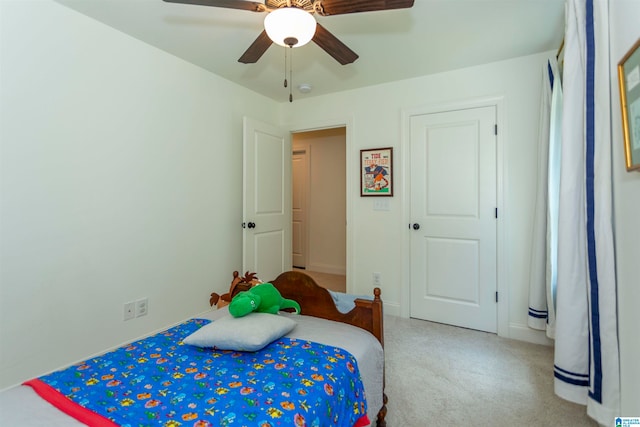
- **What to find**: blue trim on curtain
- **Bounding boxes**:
[554,371,591,387]
[584,0,603,404]
[548,60,554,91]
[528,307,548,318]
[554,365,590,386]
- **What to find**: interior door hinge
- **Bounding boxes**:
[495,207,498,218]
[495,291,499,303]
[494,124,498,135]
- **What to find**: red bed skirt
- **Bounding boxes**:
[24,378,370,427]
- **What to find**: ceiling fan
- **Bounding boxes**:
[162,0,415,65]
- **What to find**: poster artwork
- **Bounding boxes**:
[361,148,393,196]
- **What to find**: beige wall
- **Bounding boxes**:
[0,0,277,389]
[293,128,346,275]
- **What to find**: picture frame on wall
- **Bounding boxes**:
[360,147,393,196]
[618,37,640,172]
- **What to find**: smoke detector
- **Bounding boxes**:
[298,83,312,94]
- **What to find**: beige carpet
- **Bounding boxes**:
[293,268,346,293]
[383,315,597,426]
[291,268,595,425]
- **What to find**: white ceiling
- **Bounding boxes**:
[54,0,565,102]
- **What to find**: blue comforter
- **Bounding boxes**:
[26,319,369,427]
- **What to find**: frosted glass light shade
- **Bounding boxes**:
[264,7,317,48]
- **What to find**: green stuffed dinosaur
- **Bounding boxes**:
[228,283,301,318]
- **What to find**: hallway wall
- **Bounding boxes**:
[293,128,346,275]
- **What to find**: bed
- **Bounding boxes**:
[0,270,386,427]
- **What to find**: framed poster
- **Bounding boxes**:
[360,147,393,196]
[618,38,640,172]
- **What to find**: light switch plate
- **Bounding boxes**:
[373,199,390,211]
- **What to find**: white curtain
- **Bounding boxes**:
[528,56,562,339]
[553,0,620,424]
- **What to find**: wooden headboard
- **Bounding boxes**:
[270,270,384,347]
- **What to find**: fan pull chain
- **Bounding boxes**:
[289,46,293,103]
[283,47,288,89]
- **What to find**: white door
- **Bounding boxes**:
[409,106,497,333]
[292,149,308,268]
[243,117,292,281]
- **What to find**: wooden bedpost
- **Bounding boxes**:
[372,287,383,348]
[376,393,388,427]
[372,287,386,427]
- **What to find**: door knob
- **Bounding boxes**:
[412,223,420,230]
[247,222,256,229]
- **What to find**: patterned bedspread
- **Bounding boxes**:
[25,319,369,427]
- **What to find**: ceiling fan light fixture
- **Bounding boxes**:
[264,7,317,48]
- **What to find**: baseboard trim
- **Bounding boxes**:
[305,263,346,276]
[508,322,554,346]
[383,301,401,317]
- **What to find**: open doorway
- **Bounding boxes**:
[292,127,346,293]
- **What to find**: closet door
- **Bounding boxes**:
[409,106,497,333]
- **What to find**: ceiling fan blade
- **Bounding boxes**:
[162,0,266,13]
[315,0,414,16]
[238,30,273,63]
[312,23,358,65]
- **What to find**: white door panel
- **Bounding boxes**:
[424,237,479,303]
[243,117,291,282]
[253,230,286,277]
[425,122,479,217]
[410,106,497,333]
[292,151,308,268]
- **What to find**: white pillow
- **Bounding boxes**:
[183,313,297,352]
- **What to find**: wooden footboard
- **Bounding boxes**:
[270,270,387,426]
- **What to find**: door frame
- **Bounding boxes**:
[401,96,508,337]
[286,116,354,294]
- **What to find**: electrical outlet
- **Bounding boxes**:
[373,272,382,286]
[135,298,148,317]
[124,302,135,321]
